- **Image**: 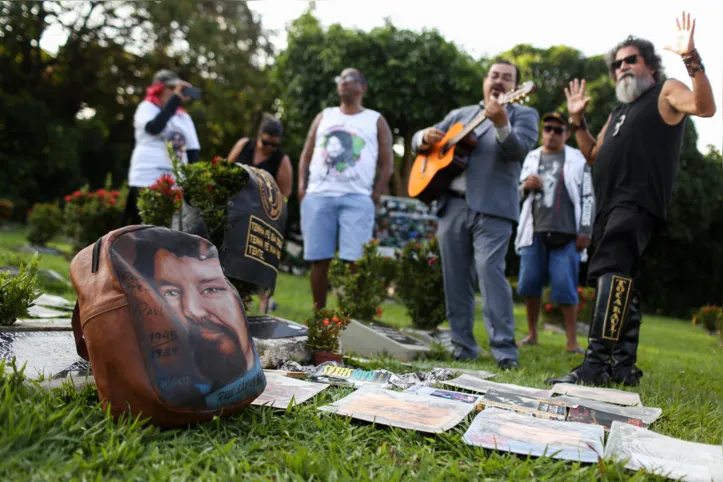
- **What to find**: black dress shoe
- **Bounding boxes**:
[498,359,519,370]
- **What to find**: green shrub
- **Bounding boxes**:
[170,150,248,248]
[692,305,722,334]
[329,240,387,321]
[137,174,183,228]
[0,253,41,326]
[378,255,398,296]
[27,202,63,246]
[63,175,126,253]
[395,237,446,330]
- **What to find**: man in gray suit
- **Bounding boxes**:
[411,60,539,369]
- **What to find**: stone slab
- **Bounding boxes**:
[0,315,311,378]
[247,314,311,368]
[36,374,95,392]
[35,293,74,310]
[247,314,308,339]
[340,319,430,361]
[0,331,81,379]
[27,305,69,319]
[5,318,72,331]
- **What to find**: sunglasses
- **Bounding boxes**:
[261,139,279,148]
[613,54,638,70]
[543,125,565,135]
[334,74,360,84]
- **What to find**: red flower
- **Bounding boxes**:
[96,189,107,196]
[64,195,72,202]
[376,307,383,318]
[545,303,553,311]
[323,319,330,326]
[428,257,438,265]
[577,287,583,294]
[212,156,221,165]
[206,185,213,192]
[72,190,82,198]
[109,199,117,206]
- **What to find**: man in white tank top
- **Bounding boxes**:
[298,68,394,309]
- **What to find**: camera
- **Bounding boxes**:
[182,86,202,100]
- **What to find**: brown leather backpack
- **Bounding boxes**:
[70,225,266,427]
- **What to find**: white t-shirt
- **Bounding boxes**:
[128,100,200,187]
[306,107,380,196]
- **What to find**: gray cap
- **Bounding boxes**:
[153,69,182,86]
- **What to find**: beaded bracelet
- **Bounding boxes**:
[682,48,705,77]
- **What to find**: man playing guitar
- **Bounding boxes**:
[411,60,539,369]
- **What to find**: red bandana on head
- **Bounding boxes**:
[144,82,186,113]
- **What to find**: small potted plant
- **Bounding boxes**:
[304,307,351,365]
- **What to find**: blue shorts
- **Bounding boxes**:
[300,193,375,262]
[517,233,580,304]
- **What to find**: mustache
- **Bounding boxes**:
[187,317,233,336]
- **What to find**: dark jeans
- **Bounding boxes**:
[586,203,658,286]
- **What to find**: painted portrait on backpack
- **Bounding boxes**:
[111,227,265,411]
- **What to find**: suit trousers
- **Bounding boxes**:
[437,196,518,362]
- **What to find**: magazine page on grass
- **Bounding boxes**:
[251,373,329,409]
[404,385,483,405]
[604,421,723,482]
[462,408,605,463]
[318,385,474,433]
[551,395,662,425]
[551,383,642,406]
[443,374,552,398]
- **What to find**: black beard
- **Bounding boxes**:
[189,320,246,385]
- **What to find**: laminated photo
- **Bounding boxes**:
[318,385,474,433]
[463,408,605,463]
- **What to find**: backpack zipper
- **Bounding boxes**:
[91,238,102,273]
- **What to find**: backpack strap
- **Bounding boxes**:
[71,301,89,361]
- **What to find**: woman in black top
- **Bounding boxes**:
[227,115,293,312]
[227,115,293,199]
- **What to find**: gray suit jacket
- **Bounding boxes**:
[411,103,539,223]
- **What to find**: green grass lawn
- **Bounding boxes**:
[1,226,722,481]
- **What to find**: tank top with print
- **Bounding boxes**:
[306,107,381,196]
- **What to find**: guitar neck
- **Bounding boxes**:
[449,109,488,145]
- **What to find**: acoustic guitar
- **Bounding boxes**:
[407,81,536,204]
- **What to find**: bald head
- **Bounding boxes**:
[336,67,367,105]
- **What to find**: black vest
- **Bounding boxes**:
[594,81,686,221]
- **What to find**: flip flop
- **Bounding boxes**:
[518,338,538,346]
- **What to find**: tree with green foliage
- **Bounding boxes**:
[0,0,274,215]
[272,8,483,198]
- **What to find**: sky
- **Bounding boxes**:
[36,0,721,153]
[247,0,722,154]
